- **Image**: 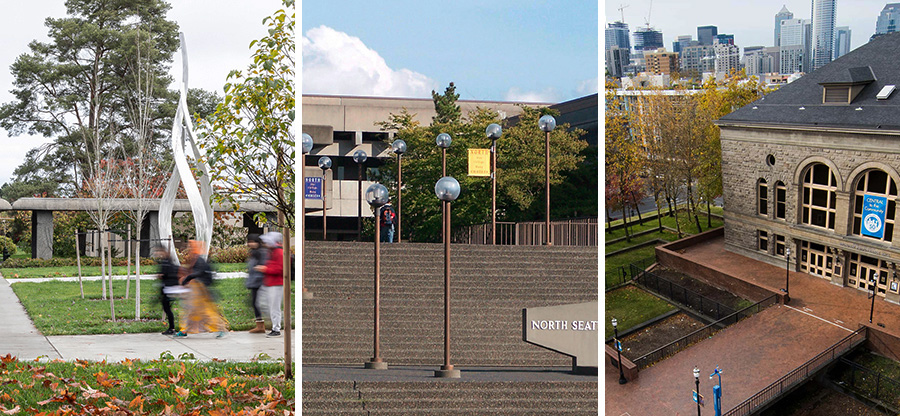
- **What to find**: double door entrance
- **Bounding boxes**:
[848,253,891,297]
[799,241,836,279]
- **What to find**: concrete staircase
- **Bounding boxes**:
[302,381,599,415]
[301,241,598,366]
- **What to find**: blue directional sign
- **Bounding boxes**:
[862,195,888,238]
[615,340,622,352]
[693,391,704,406]
[305,177,323,200]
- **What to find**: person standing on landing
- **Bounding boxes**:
[256,232,284,337]
[154,244,180,335]
[245,233,268,333]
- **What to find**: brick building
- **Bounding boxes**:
[716,32,900,303]
[644,48,679,76]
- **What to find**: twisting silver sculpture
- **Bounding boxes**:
[159,33,213,264]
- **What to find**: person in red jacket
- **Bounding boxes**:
[255,232,284,337]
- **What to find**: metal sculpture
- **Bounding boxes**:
[159,33,213,264]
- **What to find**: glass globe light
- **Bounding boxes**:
[435,176,461,202]
[538,115,557,132]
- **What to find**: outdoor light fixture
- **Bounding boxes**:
[353,150,368,242]
[486,123,502,245]
[612,318,626,384]
[436,133,452,242]
[538,114,556,245]
[783,247,791,303]
[694,366,702,416]
[301,133,313,299]
[870,269,877,324]
[392,139,407,243]
[434,176,461,379]
[318,156,332,239]
[364,183,390,370]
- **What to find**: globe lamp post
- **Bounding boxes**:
[612,318,626,384]
[694,366,702,416]
[353,150,368,242]
[434,176,461,378]
[318,156,332,240]
[301,134,313,299]
[538,115,556,245]
[364,183,389,370]
[486,123,502,245]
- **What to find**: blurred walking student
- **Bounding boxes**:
[153,244,182,335]
[174,240,228,338]
[245,233,268,333]
[255,232,283,337]
[380,202,396,243]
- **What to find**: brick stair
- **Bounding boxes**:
[301,241,598,367]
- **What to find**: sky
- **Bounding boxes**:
[301,0,599,103]
[0,0,285,187]
[604,0,889,52]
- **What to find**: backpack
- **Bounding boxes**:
[382,206,395,226]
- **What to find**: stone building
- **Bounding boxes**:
[716,32,900,303]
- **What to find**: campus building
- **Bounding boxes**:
[716,32,900,303]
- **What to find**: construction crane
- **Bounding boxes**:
[617,3,629,23]
[644,0,653,28]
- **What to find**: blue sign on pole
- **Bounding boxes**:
[305,177,323,200]
[862,195,888,238]
[616,340,623,352]
[713,385,722,416]
[692,391,704,406]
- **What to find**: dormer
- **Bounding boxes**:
[819,66,876,104]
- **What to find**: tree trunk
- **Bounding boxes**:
[672,203,683,238]
[656,196,663,231]
[125,225,131,299]
[107,232,116,321]
[621,206,631,242]
[606,206,613,233]
[76,229,84,299]
[631,192,644,225]
[707,199,712,228]
[100,231,107,300]
[135,238,141,320]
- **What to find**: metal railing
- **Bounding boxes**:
[633,295,778,370]
[834,356,900,410]
[607,257,656,290]
[633,268,737,321]
[453,217,598,246]
[724,326,869,416]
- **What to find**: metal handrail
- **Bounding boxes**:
[633,295,777,369]
[723,326,869,416]
[633,268,737,321]
[452,217,598,246]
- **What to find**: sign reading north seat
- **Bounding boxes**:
[305,177,323,200]
[862,195,887,238]
[468,149,490,177]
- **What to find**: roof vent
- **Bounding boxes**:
[877,85,896,100]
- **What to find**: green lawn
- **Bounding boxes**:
[11,278,294,335]
[1,263,246,279]
[0,356,292,413]
[606,245,658,287]
[606,205,725,229]
[605,285,676,338]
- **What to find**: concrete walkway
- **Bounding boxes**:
[0,276,292,362]
[607,235,900,415]
[6,271,246,283]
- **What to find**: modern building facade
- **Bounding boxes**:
[673,35,693,53]
[717,32,900,304]
[606,46,631,78]
[633,26,664,52]
[874,3,900,39]
[834,26,851,59]
[780,18,812,73]
[714,42,742,76]
[810,0,836,71]
[680,44,716,78]
[698,25,718,46]
[644,48,679,76]
[775,5,795,47]
[606,21,631,51]
[715,34,735,45]
[743,46,775,77]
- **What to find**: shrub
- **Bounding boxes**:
[1,257,155,268]
[0,236,16,257]
[210,245,249,264]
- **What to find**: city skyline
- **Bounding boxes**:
[604,0,889,53]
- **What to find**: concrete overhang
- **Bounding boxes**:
[7,198,278,213]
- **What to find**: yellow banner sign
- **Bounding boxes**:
[468,149,491,177]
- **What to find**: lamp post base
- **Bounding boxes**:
[434,365,460,378]
[364,359,388,370]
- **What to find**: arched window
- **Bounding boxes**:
[801,163,837,230]
[852,169,897,242]
[775,181,786,220]
[757,179,768,216]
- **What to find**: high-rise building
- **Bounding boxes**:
[679,44,716,78]
[633,26,664,52]
[606,47,631,79]
[698,25,718,45]
[714,42,742,76]
[810,0,836,71]
[644,48,680,76]
[715,34,735,45]
[605,21,631,51]
[673,35,693,53]
[775,5,794,47]
[833,26,851,59]
[781,18,812,73]
[743,46,776,76]
[873,3,900,40]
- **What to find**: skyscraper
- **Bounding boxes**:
[775,5,794,47]
[714,42,741,76]
[673,35,693,53]
[810,0,836,71]
[633,27,664,51]
[780,18,812,73]
[833,26,851,59]
[715,34,735,45]
[697,25,718,46]
[605,21,631,51]
[874,3,900,39]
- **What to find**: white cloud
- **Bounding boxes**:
[576,77,599,95]
[302,26,437,98]
[504,87,559,103]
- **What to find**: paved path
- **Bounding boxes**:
[0,276,291,362]
[606,235,900,415]
[6,271,246,283]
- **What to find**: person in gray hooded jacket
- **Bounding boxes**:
[245,233,269,333]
